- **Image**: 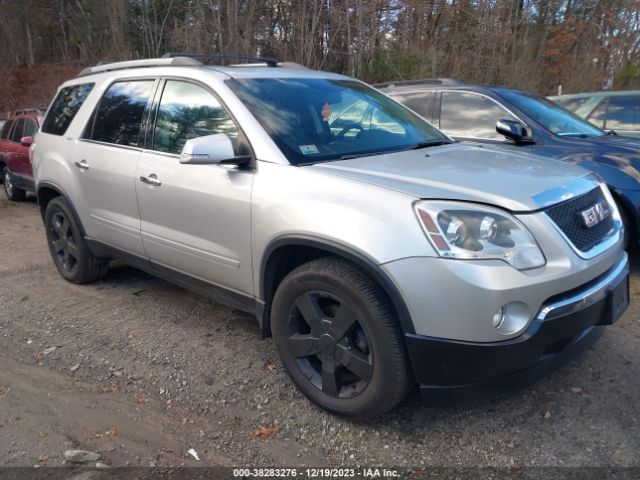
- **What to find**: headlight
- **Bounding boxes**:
[414,201,545,270]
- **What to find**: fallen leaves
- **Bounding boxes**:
[249,422,279,439]
[136,395,147,404]
[266,363,276,372]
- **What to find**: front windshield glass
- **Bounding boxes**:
[227,78,448,164]
[499,90,605,137]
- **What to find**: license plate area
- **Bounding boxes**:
[601,274,629,325]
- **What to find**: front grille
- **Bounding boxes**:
[545,187,614,252]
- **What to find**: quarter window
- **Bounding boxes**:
[42,83,94,136]
[152,80,238,155]
[90,80,154,147]
[440,92,516,140]
[0,120,13,139]
[11,119,25,142]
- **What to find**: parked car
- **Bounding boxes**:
[382,80,640,248]
[0,108,45,200]
[549,90,640,139]
[32,56,628,418]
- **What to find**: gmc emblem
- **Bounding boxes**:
[580,200,611,228]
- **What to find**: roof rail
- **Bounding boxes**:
[162,52,281,67]
[15,107,48,116]
[374,78,463,89]
[77,56,202,77]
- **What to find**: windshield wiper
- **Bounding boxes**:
[338,139,454,160]
[408,139,454,150]
[562,133,591,138]
[340,151,392,160]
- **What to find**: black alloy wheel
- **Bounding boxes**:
[287,290,374,399]
[271,257,411,419]
[44,197,109,283]
[49,210,80,276]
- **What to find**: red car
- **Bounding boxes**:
[0,108,45,200]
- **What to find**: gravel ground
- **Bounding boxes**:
[0,192,639,470]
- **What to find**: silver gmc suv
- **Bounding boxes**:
[31,54,629,418]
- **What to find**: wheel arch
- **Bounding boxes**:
[36,181,87,237]
[610,188,638,249]
[260,236,415,336]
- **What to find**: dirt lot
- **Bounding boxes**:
[0,192,639,470]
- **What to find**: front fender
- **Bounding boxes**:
[563,153,640,191]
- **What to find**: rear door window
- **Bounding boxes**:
[0,120,13,139]
[24,118,37,137]
[392,91,435,119]
[89,80,154,147]
[42,83,94,136]
[605,96,640,132]
[440,91,516,140]
[11,119,25,143]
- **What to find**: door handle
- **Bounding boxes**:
[139,174,162,187]
[75,160,89,170]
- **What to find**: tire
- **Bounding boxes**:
[271,257,412,419]
[44,197,109,283]
[618,202,633,252]
[2,167,26,201]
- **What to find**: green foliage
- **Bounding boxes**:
[615,61,640,89]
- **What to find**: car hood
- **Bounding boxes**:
[308,143,598,212]
[547,135,640,187]
[555,134,640,153]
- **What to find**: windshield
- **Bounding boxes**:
[227,78,448,164]
[500,90,604,137]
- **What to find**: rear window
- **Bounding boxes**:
[42,83,94,136]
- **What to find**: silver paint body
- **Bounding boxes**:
[32,64,625,343]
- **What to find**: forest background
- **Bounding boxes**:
[1,0,639,115]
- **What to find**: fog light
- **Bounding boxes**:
[492,302,530,335]
[492,307,505,328]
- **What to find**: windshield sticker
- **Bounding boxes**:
[299,144,320,155]
[321,102,331,121]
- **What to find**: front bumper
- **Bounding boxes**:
[405,252,629,403]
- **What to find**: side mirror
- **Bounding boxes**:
[20,136,34,147]
[496,119,534,144]
[179,133,250,166]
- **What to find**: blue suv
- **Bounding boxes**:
[382,79,640,249]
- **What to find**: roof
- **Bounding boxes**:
[549,90,640,100]
[376,78,463,91]
[379,81,521,97]
[76,53,349,81]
